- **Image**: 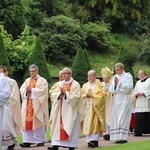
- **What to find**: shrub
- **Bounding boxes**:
[40,15,87,65]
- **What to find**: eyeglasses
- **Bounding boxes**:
[63,72,70,74]
[29,70,37,72]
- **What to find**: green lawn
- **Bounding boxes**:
[93,140,150,150]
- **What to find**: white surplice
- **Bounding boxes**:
[0,73,10,148]
[109,71,133,141]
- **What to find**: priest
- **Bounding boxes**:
[48,67,84,150]
[134,70,150,136]
[20,64,49,147]
[81,70,105,148]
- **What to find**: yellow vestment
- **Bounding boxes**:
[81,79,105,134]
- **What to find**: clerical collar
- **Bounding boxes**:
[31,74,39,79]
[64,77,73,84]
[141,77,148,82]
[118,71,125,77]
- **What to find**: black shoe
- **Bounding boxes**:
[134,133,142,136]
[103,134,110,140]
[69,148,75,150]
[115,140,127,144]
[20,143,31,148]
[88,141,95,148]
[92,141,98,147]
[7,143,15,150]
[48,146,59,150]
[37,142,44,146]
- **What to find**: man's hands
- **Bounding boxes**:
[114,76,119,85]
[61,87,66,95]
[26,86,31,93]
[86,92,93,98]
[135,91,144,96]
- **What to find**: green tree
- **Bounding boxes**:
[0,0,26,39]
[82,21,111,52]
[117,47,137,85]
[72,47,90,86]
[0,34,12,76]
[83,49,91,71]
[68,0,150,34]
[40,15,87,65]
[23,38,52,85]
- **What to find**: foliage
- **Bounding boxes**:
[23,38,52,84]
[72,48,90,86]
[40,15,87,65]
[10,26,37,79]
[83,49,91,71]
[138,33,150,65]
[0,0,26,39]
[0,34,12,76]
[117,47,137,85]
[82,21,111,52]
[68,0,150,34]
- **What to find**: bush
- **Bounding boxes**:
[40,15,87,65]
[82,21,111,52]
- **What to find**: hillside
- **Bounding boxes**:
[48,33,150,80]
[48,51,150,80]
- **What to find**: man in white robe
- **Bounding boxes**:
[0,72,10,149]
[48,67,85,150]
[109,62,133,143]
[20,64,49,148]
[0,66,21,150]
[134,70,150,136]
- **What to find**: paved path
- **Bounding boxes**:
[14,133,150,150]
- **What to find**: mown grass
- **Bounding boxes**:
[93,140,150,150]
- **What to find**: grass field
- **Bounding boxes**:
[94,140,150,150]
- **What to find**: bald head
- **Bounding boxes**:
[88,70,96,83]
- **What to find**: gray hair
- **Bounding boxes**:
[63,67,72,75]
[29,64,38,70]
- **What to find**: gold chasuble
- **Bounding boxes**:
[81,79,105,134]
[60,82,72,140]
[25,78,38,130]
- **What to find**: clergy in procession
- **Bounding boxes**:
[48,67,85,150]
[109,62,133,143]
[20,64,49,148]
[0,66,21,150]
[0,69,10,149]
[101,67,113,141]
[134,70,150,136]
[81,70,105,148]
